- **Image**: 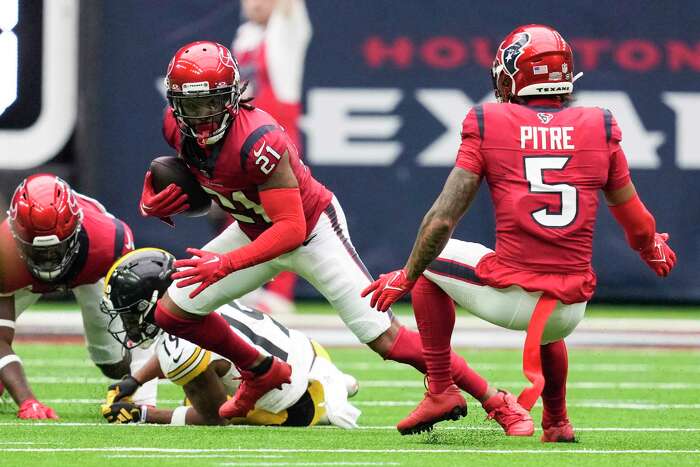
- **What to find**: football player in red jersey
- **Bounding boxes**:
[140,41,533,432]
[0,174,157,419]
[364,24,677,439]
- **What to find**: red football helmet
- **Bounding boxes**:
[165,41,243,147]
[492,24,578,103]
[8,174,83,281]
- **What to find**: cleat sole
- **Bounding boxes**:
[398,405,467,436]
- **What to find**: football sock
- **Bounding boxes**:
[412,276,455,393]
[155,301,260,370]
[541,339,569,426]
[386,278,489,398]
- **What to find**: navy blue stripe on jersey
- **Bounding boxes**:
[324,202,371,281]
[427,258,483,285]
[324,202,395,319]
[112,219,125,261]
[474,105,484,139]
[603,108,613,143]
[240,124,277,172]
[221,313,289,361]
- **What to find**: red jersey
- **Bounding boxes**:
[456,99,631,304]
[162,107,332,240]
[0,195,134,295]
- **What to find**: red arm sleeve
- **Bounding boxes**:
[608,194,656,251]
[454,108,484,177]
[223,188,306,270]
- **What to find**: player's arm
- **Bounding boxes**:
[137,363,229,426]
[363,108,483,311]
[404,168,481,280]
[0,294,56,418]
[172,139,306,298]
[0,295,33,404]
[602,111,676,277]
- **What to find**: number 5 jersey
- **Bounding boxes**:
[455,99,632,304]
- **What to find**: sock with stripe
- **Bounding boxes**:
[541,339,569,427]
[155,301,261,370]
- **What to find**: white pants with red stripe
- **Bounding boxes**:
[168,196,392,344]
[423,239,587,344]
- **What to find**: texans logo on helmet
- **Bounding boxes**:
[502,32,531,76]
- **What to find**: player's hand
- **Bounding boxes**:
[101,402,143,424]
[106,375,141,404]
[139,171,189,226]
[172,248,237,298]
[639,233,676,277]
[17,399,59,420]
[361,269,416,312]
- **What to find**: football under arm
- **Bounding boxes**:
[404,167,481,280]
[224,150,306,271]
[603,181,656,251]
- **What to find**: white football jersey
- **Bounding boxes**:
[156,300,314,414]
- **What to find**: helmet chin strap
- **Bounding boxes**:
[195,112,232,148]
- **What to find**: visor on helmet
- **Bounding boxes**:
[100,290,161,350]
[13,227,81,282]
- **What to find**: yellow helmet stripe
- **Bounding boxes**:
[103,247,171,293]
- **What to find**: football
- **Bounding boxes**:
[149,156,211,217]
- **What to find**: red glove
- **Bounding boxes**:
[361,269,416,312]
[18,399,59,420]
[639,233,676,277]
[139,171,189,226]
[171,248,237,298]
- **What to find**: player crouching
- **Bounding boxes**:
[99,248,360,427]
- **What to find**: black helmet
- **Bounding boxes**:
[101,248,175,349]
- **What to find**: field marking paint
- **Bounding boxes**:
[7,398,699,410]
[108,454,286,459]
[1,422,699,432]
[360,381,700,390]
[352,401,700,409]
[25,377,700,390]
[1,447,699,455]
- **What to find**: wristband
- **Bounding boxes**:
[0,320,15,329]
[139,405,149,424]
[170,406,190,426]
[0,354,22,372]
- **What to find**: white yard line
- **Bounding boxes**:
[1,422,698,432]
[360,381,700,390]
[10,398,698,410]
[22,377,700,390]
[0,447,699,455]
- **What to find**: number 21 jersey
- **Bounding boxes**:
[455,100,631,303]
[162,107,332,240]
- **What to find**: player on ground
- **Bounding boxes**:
[363,24,676,439]
[100,248,360,427]
[0,174,156,419]
[139,41,532,433]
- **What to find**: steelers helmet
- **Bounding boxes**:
[101,248,175,349]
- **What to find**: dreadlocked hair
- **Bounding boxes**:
[238,81,256,111]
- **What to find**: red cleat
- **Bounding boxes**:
[482,390,534,436]
[541,419,576,442]
[219,357,292,419]
[396,385,467,435]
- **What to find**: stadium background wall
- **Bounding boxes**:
[0,0,697,301]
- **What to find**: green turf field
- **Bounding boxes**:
[1,343,699,466]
